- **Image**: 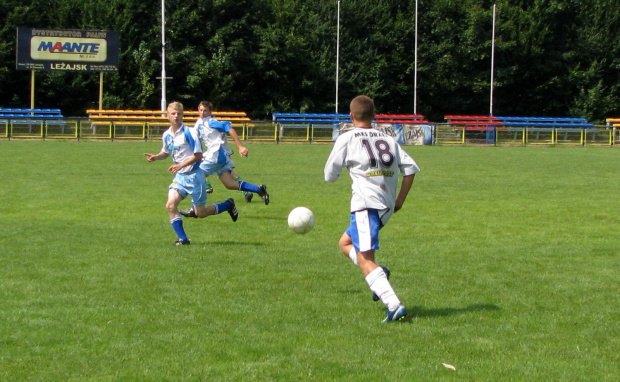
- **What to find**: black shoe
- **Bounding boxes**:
[372,265,391,302]
[206,187,213,194]
[174,238,190,246]
[257,185,269,205]
[244,192,253,203]
[179,207,197,218]
[227,198,238,222]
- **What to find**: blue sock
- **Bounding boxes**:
[238,180,260,193]
[236,176,248,196]
[214,200,232,214]
[171,216,188,241]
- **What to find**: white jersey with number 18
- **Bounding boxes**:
[324,127,420,223]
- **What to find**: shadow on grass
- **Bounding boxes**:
[408,304,501,320]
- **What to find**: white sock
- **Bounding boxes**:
[348,247,358,265]
[365,266,401,311]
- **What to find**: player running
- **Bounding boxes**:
[144,101,239,245]
[324,95,420,323]
[180,101,269,218]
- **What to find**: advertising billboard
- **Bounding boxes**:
[16,28,119,72]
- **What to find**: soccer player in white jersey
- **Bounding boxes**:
[324,95,420,323]
[180,101,269,219]
[144,101,239,246]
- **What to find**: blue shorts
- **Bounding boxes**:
[169,169,207,206]
[199,160,233,177]
[346,209,384,253]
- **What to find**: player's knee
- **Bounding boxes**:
[165,200,176,213]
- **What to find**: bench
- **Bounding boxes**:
[0,108,65,139]
[0,108,63,119]
[444,115,502,129]
[444,115,593,128]
[443,115,501,144]
[443,114,598,145]
[495,116,593,128]
[272,112,431,143]
[272,113,350,142]
[86,109,250,123]
[374,114,429,124]
[272,113,351,123]
[85,109,251,140]
[272,113,428,125]
[605,118,620,128]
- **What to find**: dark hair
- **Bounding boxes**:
[198,101,212,111]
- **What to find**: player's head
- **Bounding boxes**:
[168,101,184,114]
[167,101,184,126]
[198,101,213,118]
[350,95,375,124]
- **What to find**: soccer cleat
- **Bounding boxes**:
[227,198,239,222]
[257,185,269,205]
[383,303,407,323]
[174,238,190,246]
[179,207,197,218]
[372,265,391,302]
[206,186,214,194]
[244,192,253,203]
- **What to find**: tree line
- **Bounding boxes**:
[1,0,619,122]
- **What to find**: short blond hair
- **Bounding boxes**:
[350,95,375,122]
[168,101,184,114]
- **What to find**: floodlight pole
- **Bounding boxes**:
[414,0,418,115]
[336,0,341,114]
[490,3,496,116]
[157,0,173,111]
[161,0,167,111]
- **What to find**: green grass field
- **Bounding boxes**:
[0,141,618,381]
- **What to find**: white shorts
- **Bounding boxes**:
[345,209,385,253]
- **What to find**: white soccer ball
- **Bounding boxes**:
[287,207,315,234]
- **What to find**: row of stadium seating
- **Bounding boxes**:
[86,109,250,123]
[444,115,594,129]
[606,117,620,128]
[272,113,429,124]
[0,108,63,119]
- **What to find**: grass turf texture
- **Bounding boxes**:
[0,141,618,380]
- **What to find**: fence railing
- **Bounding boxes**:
[0,118,617,147]
[434,124,615,146]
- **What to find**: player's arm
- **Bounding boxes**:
[144,151,169,162]
[324,140,347,182]
[169,152,203,174]
[227,127,248,157]
[394,173,415,212]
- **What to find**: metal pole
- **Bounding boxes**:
[161,0,166,111]
[490,3,496,116]
[99,72,104,109]
[414,0,418,115]
[30,71,35,109]
[336,0,340,114]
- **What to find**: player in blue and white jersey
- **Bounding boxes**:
[324,95,420,323]
[144,101,239,246]
[179,101,269,218]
